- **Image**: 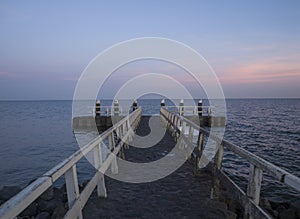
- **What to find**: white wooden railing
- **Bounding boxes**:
[91,105,127,116]
[160,107,300,219]
[164,105,214,116]
[0,107,142,219]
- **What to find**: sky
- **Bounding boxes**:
[0,0,299,100]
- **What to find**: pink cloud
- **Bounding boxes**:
[219,55,300,84]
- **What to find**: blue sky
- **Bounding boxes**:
[0,1,299,99]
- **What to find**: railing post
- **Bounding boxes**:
[65,165,83,219]
[212,143,224,200]
[171,115,174,136]
[182,120,186,136]
[175,116,181,141]
[131,113,136,129]
[188,125,194,142]
[177,116,180,139]
[244,164,263,219]
[215,144,224,170]
[176,116,181,128]
[187,125,194,159]
[178,120,186,150]
[196,132,204,170]
[247,164,263,204]
[164,111,168,128]
[137,109,141,126]
[117,126,125,159]
[109,133,118,174]
[167,113,172,130]
[122,123,129,149]
[208,107,212,116]
[197,132,204,151]
[93,143,107,198]
[126,119,133,142]
[173,116,178,140]
[117,125,122,140]
[169,114,173,130]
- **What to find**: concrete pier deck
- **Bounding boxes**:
[82,116,239,219]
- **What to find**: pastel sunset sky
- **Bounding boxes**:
[0,1,299,99]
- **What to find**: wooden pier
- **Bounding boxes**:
[0,101,300,219]
[82,115,238,218]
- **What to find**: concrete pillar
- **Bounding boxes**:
[132,99,138,111]
[114,99,119,116]
[161,99,165,107]
[198,99,202,117]
[179,99,184,116]
[95,100,101,117]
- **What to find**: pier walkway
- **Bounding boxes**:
[83,116,237,218]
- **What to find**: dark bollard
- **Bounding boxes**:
[114,99,119,116]
[161,99,165,107]
[198,99,202,117]
[132,99,138,111]
[179,99,184,116]
[95,100,101,117]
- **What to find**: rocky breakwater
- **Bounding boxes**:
[0,182,82,219]
[260,198,300,219]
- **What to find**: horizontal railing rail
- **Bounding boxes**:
[0,107,142,219]
[164,105,214,116]
[160,107,300,219]
[89,105,125,116]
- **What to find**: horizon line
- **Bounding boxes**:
[0,97,300,101]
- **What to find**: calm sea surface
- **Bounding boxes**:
[0,99,299,202]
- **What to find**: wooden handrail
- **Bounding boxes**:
[168,109,300,192]
[160,107,300,219]
[0,107,142,219]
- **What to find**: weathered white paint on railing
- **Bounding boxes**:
[0,108,142,219]
[160,107,300,219]
[108,133,118,174]
[247,164,263,204]
[93,143,107,198]
[0,177,52,219]
[65,165,82,219]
